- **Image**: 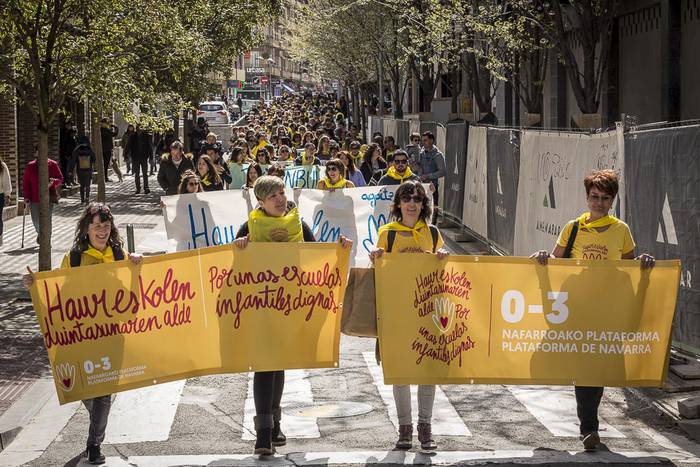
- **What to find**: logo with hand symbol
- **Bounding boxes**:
[55,363,76,392]
[432,298,455,334]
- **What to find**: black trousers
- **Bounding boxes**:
[103,149,112,180]
[253,371,285,418]
[77,170,92,203]
[575,386,604,435]
[133,158,149,191]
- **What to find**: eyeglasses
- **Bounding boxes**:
[394,159,408,166]
[400,195,424,203]
[89,204,110,215]
[326,166,339,172]
[411,138,420,142]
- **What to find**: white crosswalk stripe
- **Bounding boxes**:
[507,386,625,438]
[362,352,471,436]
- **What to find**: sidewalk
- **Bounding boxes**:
[0,171,166,450]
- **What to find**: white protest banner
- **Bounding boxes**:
[513,128,624,256]
[231,164,325,189]
[462,125,488,238]
[162,186,399,266]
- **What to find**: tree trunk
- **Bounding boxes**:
[91,111,106,202]
[173,114,180,141]
[184,110,194,153]
[37,125,52,271]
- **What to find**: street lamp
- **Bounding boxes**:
[267,57,274,100]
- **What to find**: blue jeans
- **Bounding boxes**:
[29,201,53,237]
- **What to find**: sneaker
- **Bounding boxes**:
[417,422,437,451]
[86,445,105,464]
[395,424,412,450]
[582,431,600,451]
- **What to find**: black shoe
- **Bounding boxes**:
[144,188,151,194]
[135,189,141,194]
[272,422,286,447]
[582,431,600,451]
[105,178,112,182]
[254,427,274,456]
[86,445,105,464]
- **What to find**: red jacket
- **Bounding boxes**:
[22,158,63,203]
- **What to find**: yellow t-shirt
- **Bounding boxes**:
[556,221,635,260]
[376,225,444,254]
[60,245,117,269]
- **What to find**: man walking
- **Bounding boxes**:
[100,118,119,182]
[418,131,445,222]
[132,126,152,194]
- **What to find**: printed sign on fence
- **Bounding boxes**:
[376,254,679,387]
[513,129,624,256]
[462,126,488,239]
[30,243,350,404]
[162,186,402,266]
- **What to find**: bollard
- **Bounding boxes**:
[126,224,135,253]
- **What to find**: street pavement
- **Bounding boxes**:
[1,171,700,466]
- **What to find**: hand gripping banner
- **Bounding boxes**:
[30,243,350,404]
[375,255,679,387]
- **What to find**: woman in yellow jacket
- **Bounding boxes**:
[316,158,355,191]
[369,180,448,451]
[24,203,142,464]
[233,176,352,455]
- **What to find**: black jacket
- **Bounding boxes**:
[132,131,153,162]
[73,137,96,171]
[360,160,387,184]
[100,125,118,152]
[157,154,195,195]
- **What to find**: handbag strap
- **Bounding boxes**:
[563,220,579,259]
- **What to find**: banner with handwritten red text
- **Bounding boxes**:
[29,243,349,404]
[375,255,679,387]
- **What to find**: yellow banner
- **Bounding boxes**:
[30,243,349,404]
[375,255,680,387]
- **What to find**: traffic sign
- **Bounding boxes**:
[260,76,269,84]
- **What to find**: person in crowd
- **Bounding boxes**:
[405,132,422,174]
[378,150,419,186]
[197,155,224,191]
[348,140,363,164]
[277,145,293,162]
[155,129,177,163]
[266,163,286,179]
[0,155,11,246]
[360,143,387,184]
[22,148,63,243]
[206,146,232,188]
[296,142,320,166]
[384,135,396,159]
[228,147,248,189]
[245,163,264,188]
[59,122,77,187]
[189,117,209,157]
[100,118,119,182]
[73,136,96,205]
[255,147,271,169]
[302,131,316,146]
[531,169,655,451]
[132,126,152,195]
[369,180,447,451]
[251,133,269,158]
[418,131,446,216]
[23,203,143,465]
[121,124,136,175]
[317,135,332,161]
[158,141,195,196]
[237,139,252,162]
[233,175,352,455]
[200,132,224,158]
[178,170,203,194]
[291,133,302,150]
[316,158,355,190]
[337,151,365,187]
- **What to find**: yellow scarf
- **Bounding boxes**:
[323,177,347,189]
[350,151,362,162]
[248,207,304,243]
[577,212,619,231]
[378,219,428,248]
[201,173,212,187]
[385,166,415,183]
[302,152,315,165]
[84,245,115,263]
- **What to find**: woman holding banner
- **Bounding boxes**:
[178,170,203,194]
[233,176,352,455]
[531,169,655,452]
[23,203,143,465]
[316,159,355,190]
[370,180,448,451]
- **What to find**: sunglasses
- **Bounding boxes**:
[400,195,424,203]
[89,204,110,215]
[326,166,339,172]
[188,181,200,187]
[411,138,420,142]
[394,159,408,165]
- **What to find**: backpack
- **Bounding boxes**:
[69,245,125,267]
[386,225,440,253]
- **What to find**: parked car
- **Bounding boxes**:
[197,101,230,124]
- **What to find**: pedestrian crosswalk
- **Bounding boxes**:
[2,344,700,467]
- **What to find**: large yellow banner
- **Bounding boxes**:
[375,255,680,387]
[30,243,349,404]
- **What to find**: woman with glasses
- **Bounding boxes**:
[277,145,293,162]
[178,170,203,194]
[23,203,143,465]
[337,150,366,188]
[316,158,355,190]
[369,181,448,451]
[531,169,655,452]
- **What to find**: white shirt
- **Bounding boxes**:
[0,161,11,197]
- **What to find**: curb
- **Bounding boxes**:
[0,378,54,453]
